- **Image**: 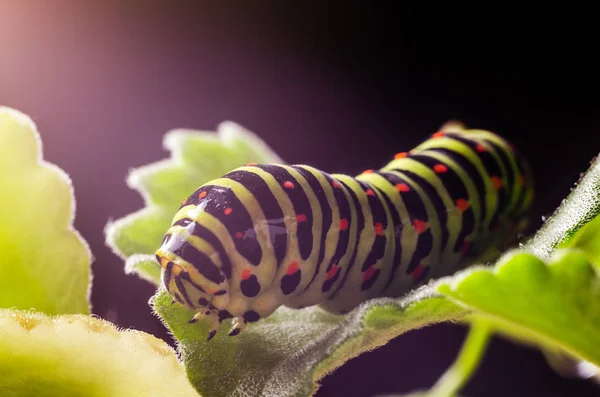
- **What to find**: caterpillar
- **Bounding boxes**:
[155,123,534,341]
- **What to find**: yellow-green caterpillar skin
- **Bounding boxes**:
[155,124,534,339]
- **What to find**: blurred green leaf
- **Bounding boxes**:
[0,107,92,315]
[0,309,198,397]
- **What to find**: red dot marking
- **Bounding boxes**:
[394,152,408,159]
[395,183,410,192]
[432,131,445,138]
[508,143,516,151]
[433,164,448,173]
[286,261,299,275]
[332,180,341,188]
[235,231,244,239]
[456,198,470,212]
[362,265,377,282]
[199,191,207,199]
[475,144,486,152]
[224,207,233,215]
[326,264,340,280]
[363,169,374,174]
[339,218,349,230]
[296,214,307,223]
[240,269,251,280]
[283,181,295,189]
[518,175,525,185]
[374,222,384,236]
[491,176,503,190]
[181,199,187,205]
[413,219,428,234]
[411,264,426,280]
[461,238,471,254]
[246,162,258,166]
[365,189,375,196]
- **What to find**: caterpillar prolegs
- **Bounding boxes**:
[155,123,534,340]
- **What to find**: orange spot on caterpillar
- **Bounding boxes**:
[491,176,503,190]
[199,191,207,199]
[240,269,251,280]
[296,214,307,223]
[394,152,408,159]
[224,207,233,215]
[339,218,349,230]
[235,231,243,239]
[518,175,525,185]
[432,131,445,138]
[395,183,410,192]
[374,222,384,236]
[433,164,448,173]
[246,162,258,166]
[363,169,374,174]
[456,198,470,212]
[365,189,375,196]
[475,144,486,152]
[413,219,428,234]
[286,261,299,275]
[411,264,426,280]
[283,181,294,189]
[332,180,341,188]
[326,264,340,280]
[362,265,377,282]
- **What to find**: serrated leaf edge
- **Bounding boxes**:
[0,106,94,313]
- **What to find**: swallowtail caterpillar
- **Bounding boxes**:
[155,122,534,340]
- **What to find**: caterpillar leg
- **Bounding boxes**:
[187,309,221,341]
[227,317,247,337]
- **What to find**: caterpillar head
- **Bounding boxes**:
[155,223,231,313]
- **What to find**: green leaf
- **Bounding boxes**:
[105,122,283,280]
[124,254,162,285]
[523,154,600,259]
[152,286,467,397]
[0,107,92,315]
[0,309,199,397]
[557,214,600,269]
[437,248,600,367]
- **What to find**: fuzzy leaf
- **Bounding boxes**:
[0,107,92,315]
[437,248,600,366]
[0,309,198,397]
[523,154,600,259]
[152,286,467,397]
[124,254,162,285]
[105,122,283,278]
[558,214,600,269]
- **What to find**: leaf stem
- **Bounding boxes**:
[427,320,492,397]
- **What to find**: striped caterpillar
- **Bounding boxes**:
[155,123,534,340]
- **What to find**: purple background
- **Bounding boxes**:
[2,2,599,396]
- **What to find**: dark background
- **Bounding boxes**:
[2,2,599,396]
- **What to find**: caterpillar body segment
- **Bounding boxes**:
[155,125,534,340]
